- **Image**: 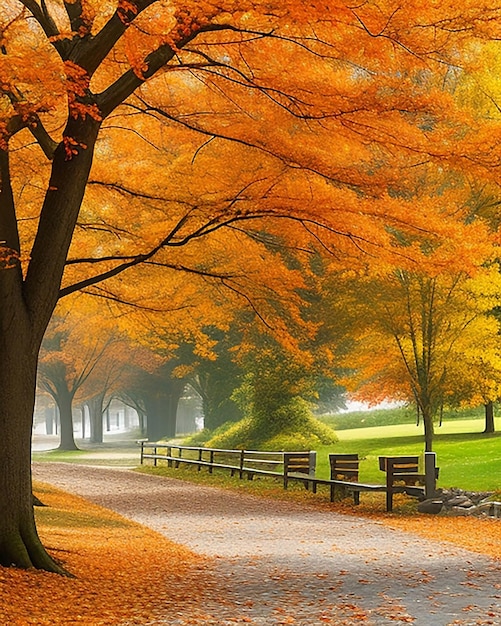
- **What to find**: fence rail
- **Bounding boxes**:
[137,441,316,488]
[137,441,439,511]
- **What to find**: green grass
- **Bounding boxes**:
[32,416,501,492]
[313,417,501,490]
[31,443,139,466]
[319,404,488,430]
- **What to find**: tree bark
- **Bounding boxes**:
[484,401,495,434]
[0,298,68,573]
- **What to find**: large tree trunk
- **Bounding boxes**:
[0,304,67,573]
[0,114,100,571]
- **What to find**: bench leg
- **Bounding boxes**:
[353,491,360,505]
[386,488,393,512]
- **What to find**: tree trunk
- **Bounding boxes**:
[0,312,67,573]
[87,394,105,443]
[144,386,183,441]
[0,111,100,571]
[422,406,435,452]
[45,405,57,435]
[484,401,495,434]
[56,389,78,451]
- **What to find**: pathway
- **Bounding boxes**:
[33,463,501,626]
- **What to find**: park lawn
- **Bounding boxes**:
[0,482,210,626]
[313,417,501,491]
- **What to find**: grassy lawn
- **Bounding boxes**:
[313,417,501,490]
[32,416,500,491]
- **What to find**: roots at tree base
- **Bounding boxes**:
[0,522,72,576]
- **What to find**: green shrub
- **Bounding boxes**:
[204,413,337,451]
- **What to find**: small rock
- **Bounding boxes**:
[447,495,471,506]
[449,506,475,516]
[417,499,443,514]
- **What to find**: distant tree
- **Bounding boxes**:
[186,328,244,431]
[339,267,501,451]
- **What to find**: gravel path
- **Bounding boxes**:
[33,463,501,626]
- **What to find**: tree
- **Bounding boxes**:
[1,1,500,572]
[38,308,129,449]
[339,266,501,451]
[186,327,244,431]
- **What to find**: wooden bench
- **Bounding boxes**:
[379,455,426,512]
[311,453,386,504]
[283,451,317,489]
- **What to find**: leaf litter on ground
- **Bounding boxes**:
[1,482,213,625]
[1,476,499,625]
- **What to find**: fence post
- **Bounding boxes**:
[239,450,245,479]
[308,451,317,477]
[424,452,438,498]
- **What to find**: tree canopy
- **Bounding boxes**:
[1,1,501,573]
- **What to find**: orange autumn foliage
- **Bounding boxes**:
[3,0,501,574]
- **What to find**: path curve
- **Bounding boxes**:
[33,463,500,626]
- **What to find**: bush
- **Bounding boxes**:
[204,413,338,451]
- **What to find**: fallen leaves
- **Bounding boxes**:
[373,512,501,561]
[0,482,211,625]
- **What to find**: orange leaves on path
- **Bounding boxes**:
[379,513,501,563]
[0,482,211,625]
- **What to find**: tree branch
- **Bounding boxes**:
[28,117,58,160]
[126,100,365,193]
[70,1,159,74]
[97,24,236,119]
[63,0,85,34]
[81,284,194,313]
[19,0,60,38]
[0,149,20,254]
